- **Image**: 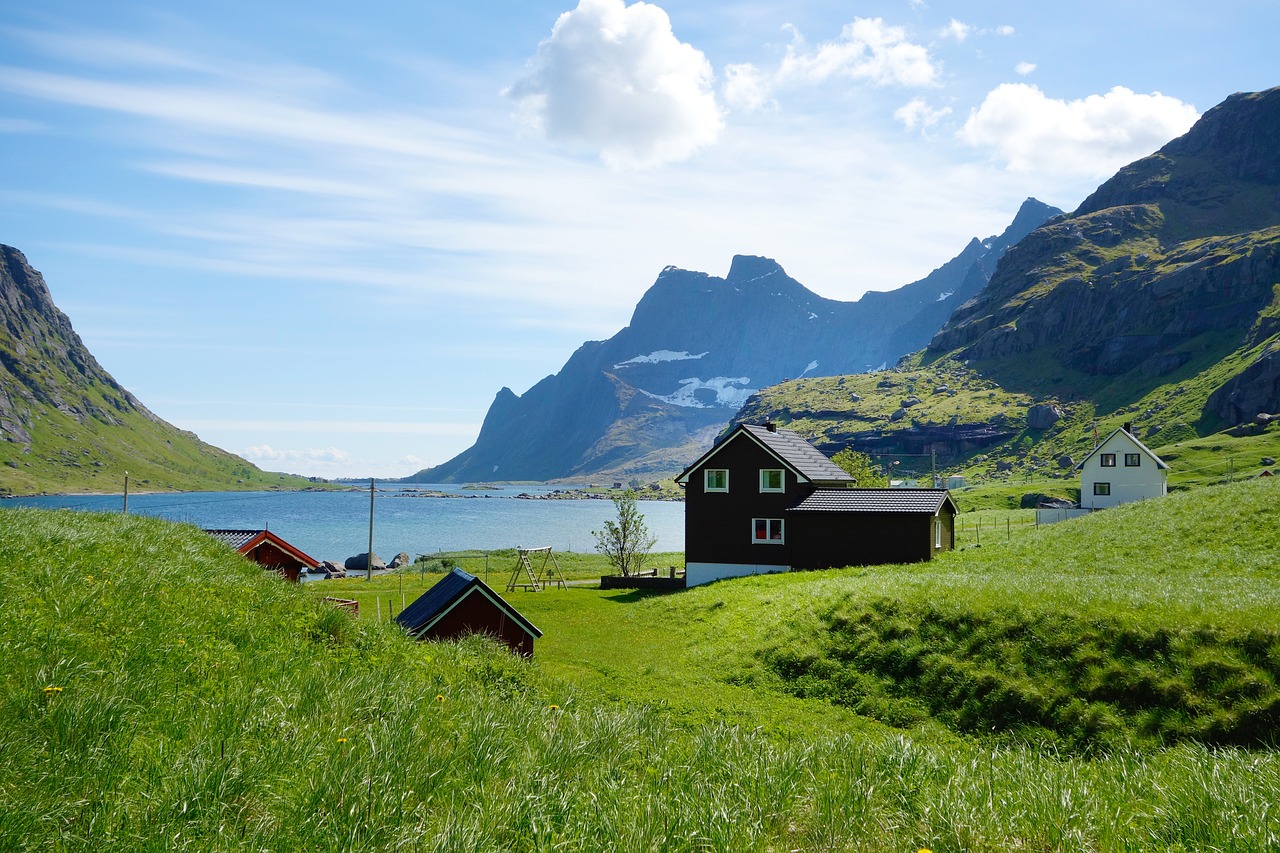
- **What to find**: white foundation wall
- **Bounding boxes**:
[685,562,789,587]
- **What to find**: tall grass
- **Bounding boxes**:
[4,502,1280,849]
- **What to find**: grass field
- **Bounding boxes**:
[3,479,1280,850]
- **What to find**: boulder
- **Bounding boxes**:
[1027,403,1065,430]
[389,552,412,569]
[889,407,907,422]
[320,560,346,579]
[345,552,386,572]
[1056,454,1075,469]
[1263,456,1276,466]
[900,395,922,407]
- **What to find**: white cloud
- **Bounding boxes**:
[940,20,972,42]
[895,97,951,132]
[778,18,938,88]
[243,444,350,464]
[722,62,775,113]
[958,83,1199,177]
[994,25,1015,36]
[504,0,723,169]
[1015,61,1036,76]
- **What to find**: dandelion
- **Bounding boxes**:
[42,686,64,695]
[336,737,348,744]
[548,704,560,711]
[435,694,445,703]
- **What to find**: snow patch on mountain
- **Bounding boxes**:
[641,376,755,409]
[801,360,819,376]
[937,290,954,302]
[614,350,708,368]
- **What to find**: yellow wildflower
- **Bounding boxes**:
[336,737,348,744]
[435,694,445,703]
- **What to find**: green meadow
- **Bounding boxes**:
[3,478,1280,850]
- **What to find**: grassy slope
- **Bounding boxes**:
[6,493,1280,849]
[742,357,1280,495]
[0,401,319,494]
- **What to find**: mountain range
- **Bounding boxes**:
[408,198,1060,483]
[7,85,1280,494]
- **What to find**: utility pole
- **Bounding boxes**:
[122,471,129,514]
[367,478,375,581]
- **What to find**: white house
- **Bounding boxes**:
[1075,425,1169,509]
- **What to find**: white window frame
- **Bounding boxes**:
[1100,453,1116,468]
[752,518,785,544]
[704,469,729,493]
[934,518,943,549]
[759,468,785,493]
[1094,482,1111,496]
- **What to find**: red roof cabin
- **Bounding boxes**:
[396,568,543,657]
[205,529,319,583]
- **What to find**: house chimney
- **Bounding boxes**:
[1123,421,1133,434]
[765,421,778,433]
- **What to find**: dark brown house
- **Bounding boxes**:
[396,568,543,657]
[205,528,319,583]
[675,423,957,586]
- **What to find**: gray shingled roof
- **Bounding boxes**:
[789,488,956,514]
[739,424,854,484]
[204,529,263,550]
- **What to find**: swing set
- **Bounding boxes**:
[505,546,567,592]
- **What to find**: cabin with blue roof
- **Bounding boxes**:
[395,568,543,657]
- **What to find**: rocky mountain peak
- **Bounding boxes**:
[725,254,786,285]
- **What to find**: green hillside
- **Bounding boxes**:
[0,245,318,495]
[731,356,1280,498]
[5,479,1280,849]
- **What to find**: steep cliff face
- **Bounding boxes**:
[0,245,159,447]
[0,245,308,494]
[409,199,1058,482]
[928,87,1280,431]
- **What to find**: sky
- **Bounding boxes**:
[0,1,1274,479]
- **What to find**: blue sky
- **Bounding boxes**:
[1,1,1274,478]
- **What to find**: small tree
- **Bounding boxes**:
[593,490,658,577]
[831,448,889,487]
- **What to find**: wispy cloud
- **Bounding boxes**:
[778,18,939,88]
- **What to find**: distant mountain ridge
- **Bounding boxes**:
[0,245,312,494]
[409,198,1060,483]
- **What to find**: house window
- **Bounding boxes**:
[759,469,784,492]
[934,519,943,549]
[1125,453,1141,467]
[1100,453,1116,467]
[704,469,728,493]
[1094,482,1111,496]
[752,518,784,544]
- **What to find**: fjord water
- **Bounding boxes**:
[5,486,684,564]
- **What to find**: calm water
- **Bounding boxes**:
[3,486,685,564]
